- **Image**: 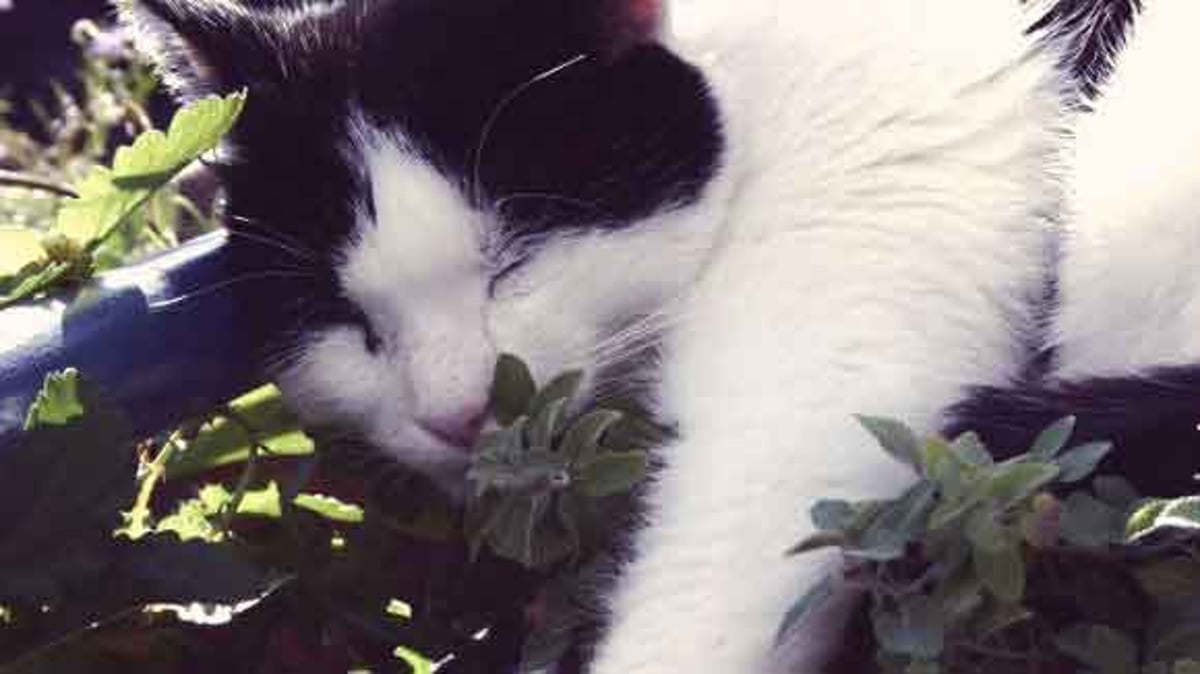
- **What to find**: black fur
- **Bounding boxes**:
[947,364,1200,497]
[1029,0,1142,97]
[126,0,723,369]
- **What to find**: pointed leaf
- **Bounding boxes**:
[949,431,993,467]
[856,415,922,471]
[1029,415,1076,459]
[560,409,624,465]
[1055,441,1113,483]
[491,354,537,426]
[576,452,648,499]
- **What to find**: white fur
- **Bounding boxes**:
[275,1,1073,671]
[1051,0,1200,378]
[590,1,1068,672]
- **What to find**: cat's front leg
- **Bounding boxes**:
[586,225,1042,673]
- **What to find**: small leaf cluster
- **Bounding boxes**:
[466,354,650,569]
[785,415,1200,674]
[2,24,238,308]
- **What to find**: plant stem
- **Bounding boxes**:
[0,169,77,198]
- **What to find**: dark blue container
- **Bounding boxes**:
[0,231,264,446]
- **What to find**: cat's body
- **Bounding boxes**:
[121,0,1200,672]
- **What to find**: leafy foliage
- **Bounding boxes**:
[1,22,232,309]
[785,417,1200,674]
[467,354,650,569]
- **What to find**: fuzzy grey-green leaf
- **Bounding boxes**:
[1055,441,1113,483]
[856,415,922,470]
[1029,415,1076,459]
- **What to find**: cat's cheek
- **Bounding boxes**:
[273,327,398,424]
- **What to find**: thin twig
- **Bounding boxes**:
[0,169,78,198]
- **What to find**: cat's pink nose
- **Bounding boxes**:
[419,405,488,449]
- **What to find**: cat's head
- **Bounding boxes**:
[122,0,724,483]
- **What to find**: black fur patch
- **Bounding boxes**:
[126,0,723,365]
[1028,0,1142,98]
[946,364,1200,497]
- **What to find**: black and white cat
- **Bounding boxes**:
[119,0,1200,671]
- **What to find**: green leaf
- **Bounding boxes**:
[1055,624,1138,674]
[949,431,993,467]
[576,452,648,499]
[559,409,624,465]
[0,371,137,602]
[166,385,314,480]
[922,437,965,498]
[0,227,43,278]
[1029,415,1076,459]
[810,499,856,531]
[491,353,537,425]
[1151,496,1200,531]
[966,512,1025,601]
[23,368,86,429]
[293,493,365,524]
[57,92,245,249]
[850,481,937,560]
[856,415,922,471]
[1054,441,1113,483]
[1127,498,1169,539]
[527,370,584,417]
[981,460,1060,508]
[527,397,567,450]
[393,645,436,674]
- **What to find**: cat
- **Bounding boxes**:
[118,0,1200,672]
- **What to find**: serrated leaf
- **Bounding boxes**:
[111,92,245,183]
[57,92,245,248]
[1029,415,1076,459]
[23,368,85,429]
[293,493,365,524]
[856,415,922,470]
[576,452,648,499]
[1055,624,1138,674]
[491,354,537,426]
[1055,441,1113,483]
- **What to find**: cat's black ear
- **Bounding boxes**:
[116,0,277,98]
[588,0,665,57]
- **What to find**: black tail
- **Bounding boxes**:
[946,363,1200,497]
